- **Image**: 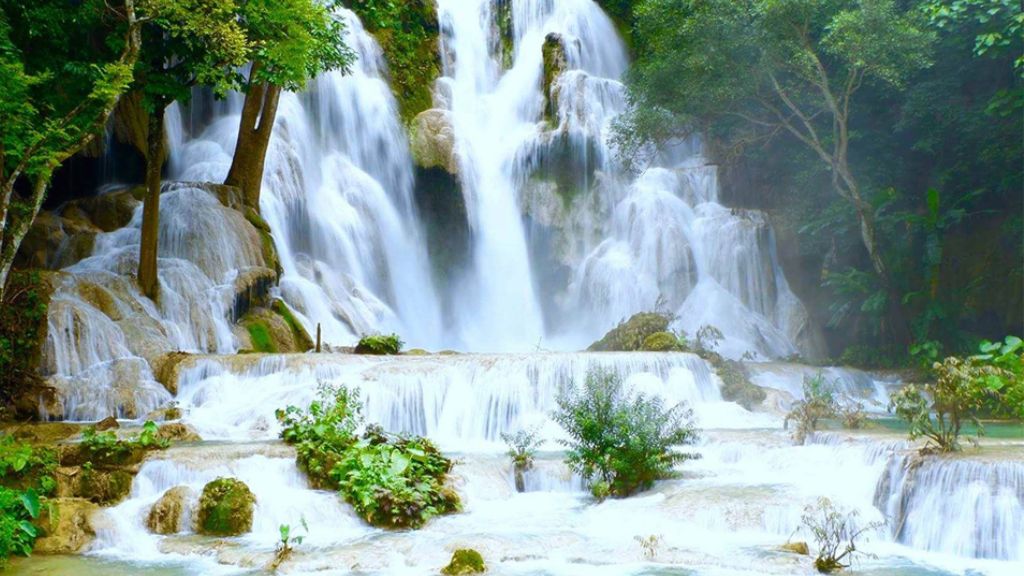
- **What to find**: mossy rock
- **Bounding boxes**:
[441,548,486,575]
[78,468,135,505]
[354,334,403,355]
[33,497,99,554]
[271,299,314,352]
[588,313,672,352]
[641,332,682,352]
[241,306,311,354]
[710,355,766,410]
[197,477,256,536]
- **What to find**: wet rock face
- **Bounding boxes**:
[197,477,256,536]
[156,423,202,443]
[147,486,195,535]
[410,109,458,175]
[33,498,99,554]
[542,33,569,122]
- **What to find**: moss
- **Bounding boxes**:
[197,477,255,536]
[707,354,766,410]
[246,321,277,353]
[588,313,672,352]
[78,469,134,505]
[243,207,280,277]
[441,549,486,575]
[542,33,568,123]
[355,334,403,355]
[641,332,682,352]
[271,299,314,352]
[345,0,440,122]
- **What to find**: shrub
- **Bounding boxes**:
[278,386,460,529]
[641,331,682,351]
[500,427,543,492]
[694,324,724,355]
[0,435,57,496]
[354,334,403,355]
[331,425,459,529]
[784,374,839,444]
[587,312,672,352]
[276,383,363,488]
[552,369,699,499]
[801,497,881,573]
[889,340,1019,453]
[0,486,40,567]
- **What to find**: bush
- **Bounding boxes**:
[890,338,1022,453]
[278,386,460,529]
[0,435,57,495]
[801,497,881,573]
[641,331,683,351]
[784,374,839,444]
[354,334,403,355]
[552,369,700,499]
[500,427,543,492]
[0,486,40,567]
[588,312,672,352]
[331,425,459,529]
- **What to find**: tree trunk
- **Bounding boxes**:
[138,105,166,300]
[224,73,281,209]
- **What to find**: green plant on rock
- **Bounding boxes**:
[500,427,543,493]
[330,425,459,529]
[0,486,40,567]
[785,374,839,445]
[276,383,364,488]
[801,497,882,574]
[355,333,404,355]
[641,331,683,352]
[269,518,307,571]
[553,368,700,499]
[80,420,169,462]
[277,385,460,529]
[694,324,724,355]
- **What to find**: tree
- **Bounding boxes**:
[0,0,142,303]
[622,0,935,346]
[224,0,353,209]
[134,0,249,298]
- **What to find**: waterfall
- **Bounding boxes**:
[876,454,1024,560]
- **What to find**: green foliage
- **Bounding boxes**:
[588,312,672,352]
[801,497,882,573]
[694,324,724,355]
[276,383,363,487]
[355,333,403,355]
[441,548,486,575]
[345,0,440,121]
[552,369,700,499]
[239,0,354,91]
[888,338,1023,452]
[0,486,40,567]
[0,272,49,403]
[331,425,459,529]
[641,331,682,352]
[270,519,307,571]
[247,321,276,353]
[0,435,57,496]
[80,421,169,462]
[500,427,543,492]
[277,385,459,529]
[927,0,1023,73]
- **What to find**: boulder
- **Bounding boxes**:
[197,477,256,536]
[146,486,195,535]
[588,313,672,352]
[441,549,486,575]
[156,423,202,443]
[780,541,809,555]
[410,109,458,175]
[33,498,99,554]
[95,416,120,431]
[152,351,193,396]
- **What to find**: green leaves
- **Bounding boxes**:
[553,368,699,498]
[0,485,41,565]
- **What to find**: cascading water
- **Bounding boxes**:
[16,3,1023,576]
